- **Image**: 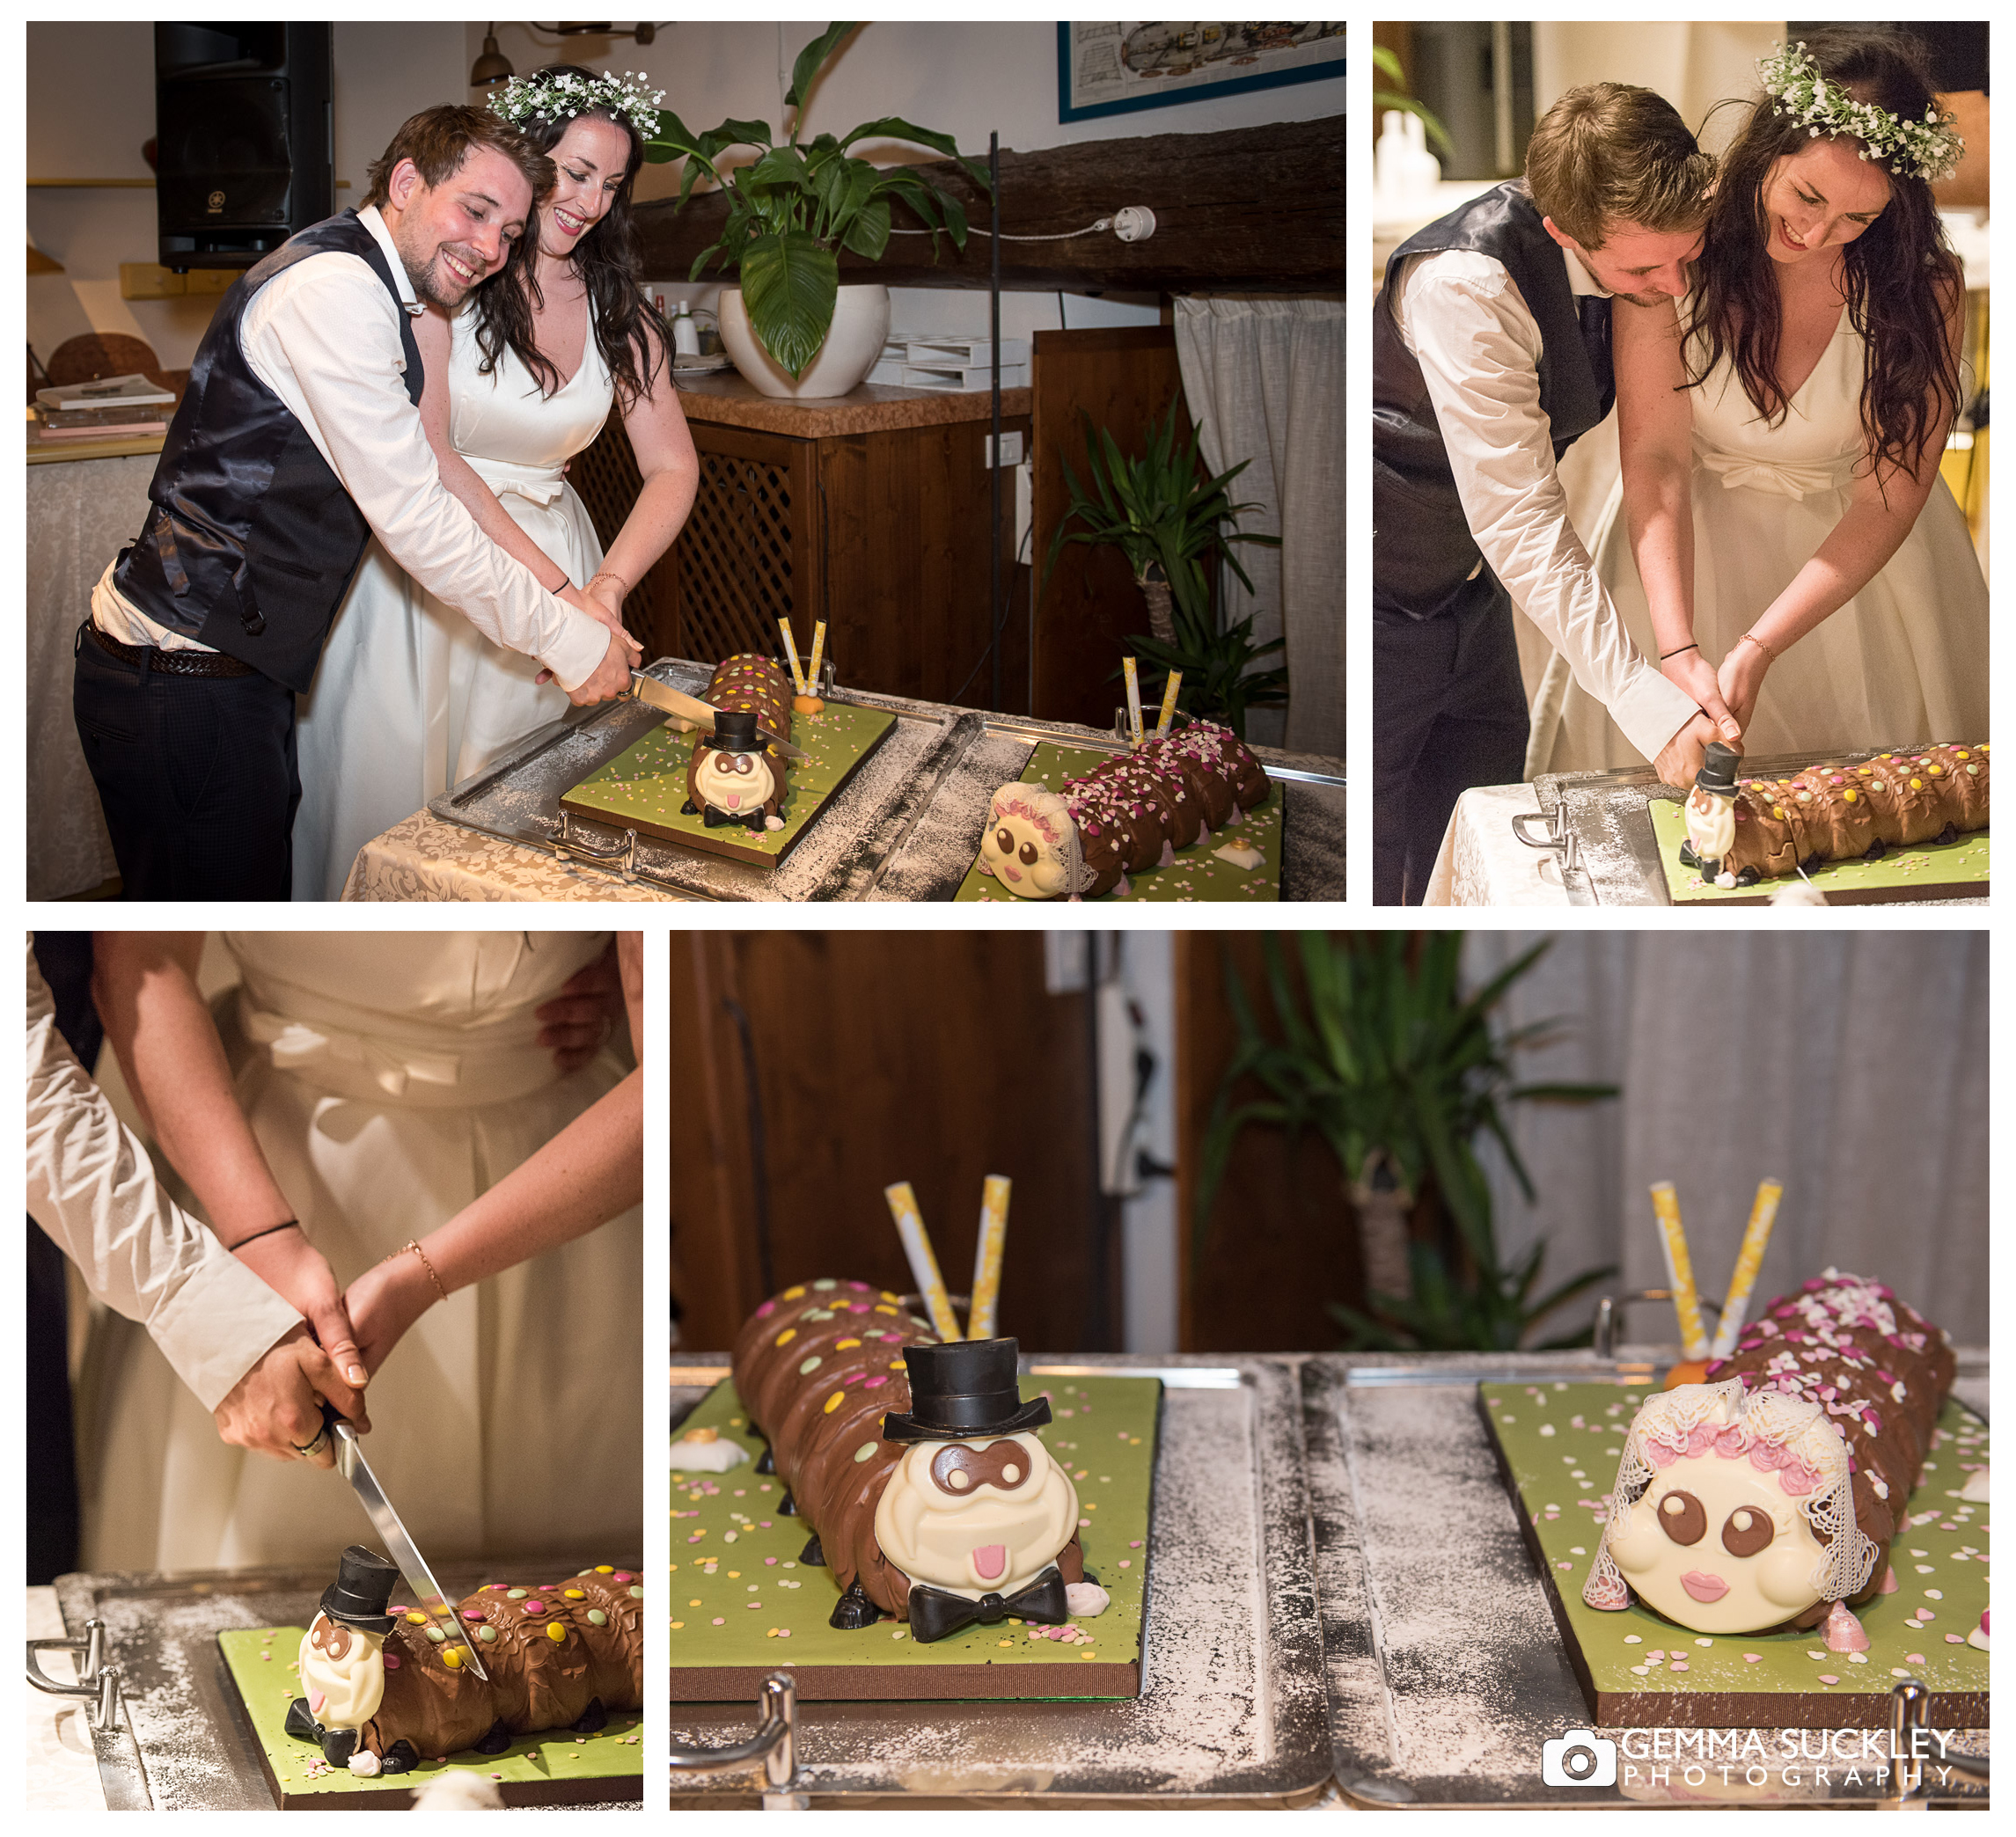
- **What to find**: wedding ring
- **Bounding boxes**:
[293,1427,330,1459]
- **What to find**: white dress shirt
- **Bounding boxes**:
[92,205,608,692]
[1392,241,1698,764]
[26,936,300,1412]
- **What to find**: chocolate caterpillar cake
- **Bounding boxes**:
[1584,1272,1953,1645]
[1682,743,1989,887]
[681,654,794,831]
[285,1547,643,1775]
[731,1281,1090,1639]
[979,721,1270,899]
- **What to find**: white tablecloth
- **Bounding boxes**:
[27,1585,103,1810]
[344,809,674,901]
[1421,784,1573,907]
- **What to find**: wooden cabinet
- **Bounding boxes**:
[574,375,1030,709]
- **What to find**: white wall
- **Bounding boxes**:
[26,22,466,370]
[1533,20,1782,150]
[465,20,1345,340]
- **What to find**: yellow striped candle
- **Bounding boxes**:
[1155,670,1183,737]
[778,619,807,694]
[1649,1182,1710,1357]
[884,1182,961,1341]
[969,1175,1012,1340]
[1710,1178,1784,1358]
[806,619,828,693]
[1122,656,1144,744]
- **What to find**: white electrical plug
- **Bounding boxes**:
[1112,206,1156,243]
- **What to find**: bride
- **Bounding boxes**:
[295,65,699,900]
[1536,29,1987,772]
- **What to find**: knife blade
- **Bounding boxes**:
[323,1409,489,1681]
[627,671,807,761]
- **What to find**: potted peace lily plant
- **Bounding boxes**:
[644,22,989,397]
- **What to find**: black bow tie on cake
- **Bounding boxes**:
[905,1565,1069,1643]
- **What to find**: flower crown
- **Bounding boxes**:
[1758,42,1962,183]
[488,68,665,137]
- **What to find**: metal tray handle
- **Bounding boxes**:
[1509,808,1580,876]
[1591,1288,1722,1359]
[670,1670,798,1802]
[27,1618,122,1730]
[554,809,638,881]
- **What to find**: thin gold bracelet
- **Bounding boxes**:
[1739,630,1778,664]
[385,1238,450,1304]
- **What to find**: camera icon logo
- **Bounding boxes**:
[1542,1729,1617,1787]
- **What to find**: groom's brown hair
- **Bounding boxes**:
[1525,83,1714,251]
[362,106,553,212]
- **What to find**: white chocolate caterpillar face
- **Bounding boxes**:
[694,747,776,815]
[1685,786,1737,863]
[978,788,1071,898]
[297,1611,387,1730]
[874,1431,1079,1598]
[1605,1453,1828,1633]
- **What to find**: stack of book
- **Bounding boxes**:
[33,372,176,441]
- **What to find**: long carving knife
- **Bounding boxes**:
[324,1410,489,1681]
[627,670,807,760]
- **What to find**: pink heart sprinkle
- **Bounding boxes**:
[1907,1653,1926,1665]
[1946,1634,1965,1643]
[1744,1653,1762,1663]
[1818,1674,1839,1685]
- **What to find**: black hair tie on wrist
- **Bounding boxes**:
[1660,642,1699,661]
[226,1219,301,1250]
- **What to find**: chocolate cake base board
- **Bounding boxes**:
[1647,800,1990,904]
[560,699,896,867]
[669,1372,1159,1702]
[216,1628,644,1809]
[954,740,1282,902]
[1481,1380,1990,1730]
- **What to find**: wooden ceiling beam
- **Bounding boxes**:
[634,114,1345,295]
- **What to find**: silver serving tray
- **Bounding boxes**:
[668,1354,1331,1804]
[50,1563,642,1811]
[1302,1350,1990,1808]
[1531,745,1987,907]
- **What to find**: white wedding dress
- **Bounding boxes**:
[293,305,615,900]
[79,932,642,1572]
[1533,301,1989,772]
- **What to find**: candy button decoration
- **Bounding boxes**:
[524,1600,549,1616]
[425,1625,445,1643]
[564,1589,585,1599]
[799,1357,822,1375]
[596,1565,614,1575]
[478,1625,497,1643]
[547,1623,567,1643]
[443,1648,462,1668]
[406,1612,429,1625]
[508,1589,528,1599]
[629,1585,644,1599]
[587,1610,608,1627]
[384,1653,401,1670]
[461,1610,484,1622]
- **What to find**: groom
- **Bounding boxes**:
[72,105,638,902]
[1372,83,1738,904]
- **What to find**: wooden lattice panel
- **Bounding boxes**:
[677,428,816,665]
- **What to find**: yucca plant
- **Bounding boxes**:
[1045,399,1285,736]
[1197,933,1620,1351]
[645,23,988,377]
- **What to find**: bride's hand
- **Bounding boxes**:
[1653,709,1726,789]
[231,1226,370,1389]
[1719,639,1770,737]
[1660,646,1743,746]
[538,584,641,689]
[342,1254,439,1377]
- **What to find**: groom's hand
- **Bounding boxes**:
[1653,711,1729,789]
[214,1323,370,1465]
[564,629,637,706]
[1659,648,1743,746]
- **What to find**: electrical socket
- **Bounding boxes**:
[1113,205,1156,243]
[984,430,1024,467]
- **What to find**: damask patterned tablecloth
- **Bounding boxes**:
[1421,784,1573,907]
[343,811,673,902]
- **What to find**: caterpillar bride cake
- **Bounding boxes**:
[731,1282,1102,1640]
[284,1546,643,1775]
[1583,1272,1954,1648]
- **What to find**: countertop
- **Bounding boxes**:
[672,368,1030,437]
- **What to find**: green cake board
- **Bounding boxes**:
[669,1372,1161,1701]
[216,1627,643,1808]
[1647,800,1990,904]
[1481,1379,1989,1729]
[561,700,896,867]
[956,740,1282,903]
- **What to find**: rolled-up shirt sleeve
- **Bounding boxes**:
[26,937,300,1412]
[240,258,610,692]
[1397,250,1698,764]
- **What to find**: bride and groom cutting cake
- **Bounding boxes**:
[72,68,698,901]
[1373,27,1987,904]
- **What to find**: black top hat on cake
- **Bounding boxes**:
[882,1337,1054,1443]
[710,708,763,754]
[319,1543,400,1633]
[1696,741,1741,797]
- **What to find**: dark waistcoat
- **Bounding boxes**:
[1372,182,1613,619]
[112,211,423,692]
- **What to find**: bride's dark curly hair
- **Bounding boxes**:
[1686,27,1962,481]
[471,64,668,410]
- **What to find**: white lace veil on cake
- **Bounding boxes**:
[1583,1379,1876,1614]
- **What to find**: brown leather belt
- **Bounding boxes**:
[87,621,256,678]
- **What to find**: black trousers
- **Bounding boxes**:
[1373,569,1529,905]
[72,623,300,902]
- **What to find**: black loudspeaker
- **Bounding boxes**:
[156,22,334,272]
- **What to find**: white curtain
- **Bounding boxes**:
[1461,930,1990,1345]
[1174,294,1345,759]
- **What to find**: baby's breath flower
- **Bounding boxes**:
[489,68,665,136]
[1756,42,1961,181]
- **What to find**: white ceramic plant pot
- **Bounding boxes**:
[717,282,890,399]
